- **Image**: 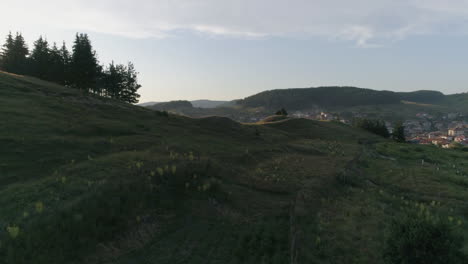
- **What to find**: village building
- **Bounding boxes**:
[448,127,466,137]
[428,131,445,139]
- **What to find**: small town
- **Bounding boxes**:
[289,110,468,148]
[404,115,468,148]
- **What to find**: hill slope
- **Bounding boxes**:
[1,72,468,263]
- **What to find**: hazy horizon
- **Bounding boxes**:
[3,0,468,103]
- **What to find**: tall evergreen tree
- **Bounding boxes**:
[59,42,72,85]
[101,62,141,103]
[0,32,14,72]
[70,33,99,92]
[101,62,120,98]
[12,32,29,74]
[29,36,50,79]
[120,62,141,103]
[0,32,28,74]
[47,42,64,83]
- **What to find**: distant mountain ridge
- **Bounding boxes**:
[237,86,446,110]
[191,99,230,108]
[140,86,468,123]
[140,87,450,112]
[150,100,194,111]
[139,99,229,109]
[398,90,445,103]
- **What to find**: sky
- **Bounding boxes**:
[2,0,468,103]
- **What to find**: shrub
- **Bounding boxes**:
[275,108,288,116]
[335,169,360,187]
[384,209,466,264]
[234,218,289,263]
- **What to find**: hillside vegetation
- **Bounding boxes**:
[1,71,468,263]
[237,87,402,110]
[236,87,467,116]
[398,90,445,103]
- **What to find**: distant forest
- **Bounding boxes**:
[0,32,141,103]
[238,87,446,110]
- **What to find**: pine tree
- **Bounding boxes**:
[392,121,406,142]
[102,62,122,98]
[120,62,141,103]
[101,62,141,103]
[30,36,50,79]
[377,120,390,138]
[70,33,99,92]
[12,32,29,74]
[59,42,72,85]
[47,42,64,82]
[0,32,14,72]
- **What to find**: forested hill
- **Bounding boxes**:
[398,90,446,103]
[237,86,446,110]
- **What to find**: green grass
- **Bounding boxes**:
[1,71,468,263]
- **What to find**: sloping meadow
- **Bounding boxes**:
[1,72,468,263]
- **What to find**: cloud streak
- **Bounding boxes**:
[3,0,468,46]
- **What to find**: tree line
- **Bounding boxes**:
[0,32,141,103]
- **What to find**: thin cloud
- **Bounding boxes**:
[190,25,267,38]
[338,25,378,48]
[3,0,468,46]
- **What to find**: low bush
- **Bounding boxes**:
[384,207,466,264]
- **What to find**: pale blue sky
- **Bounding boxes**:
[2,0,468,102]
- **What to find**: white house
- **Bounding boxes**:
[448,127,465,137]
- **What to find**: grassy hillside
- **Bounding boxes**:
[1,71,468,263]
